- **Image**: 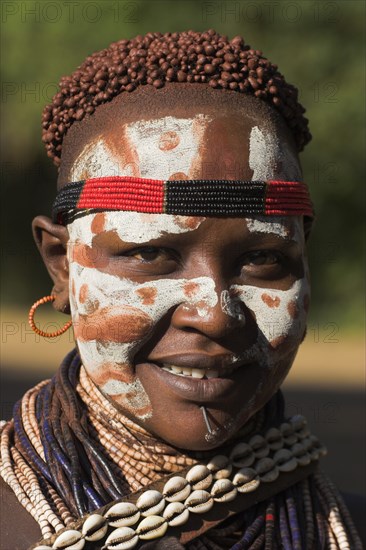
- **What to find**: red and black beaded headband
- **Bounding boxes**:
[52,176,314,224]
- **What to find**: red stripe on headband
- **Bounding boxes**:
[265,181,313,217]
[77,176,165,213]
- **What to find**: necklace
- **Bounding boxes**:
[0,350,362,549]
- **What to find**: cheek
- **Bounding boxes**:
[232,278,310,350]
[69,261,218,363]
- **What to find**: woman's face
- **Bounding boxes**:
[64,92,309,450]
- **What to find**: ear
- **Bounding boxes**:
[32,216,70,313]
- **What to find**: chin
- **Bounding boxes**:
[145,406,253,452]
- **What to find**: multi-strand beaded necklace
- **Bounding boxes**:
[0,349,362,549]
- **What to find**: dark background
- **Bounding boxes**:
[1,0,365,495]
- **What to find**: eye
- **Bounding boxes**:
[239,249,289,281]
[125,246,171,263]
[127,247,162,262]
[242,250,283,266]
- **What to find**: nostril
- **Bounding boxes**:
[220,290,246,326]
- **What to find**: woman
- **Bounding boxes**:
[0,30,362,549]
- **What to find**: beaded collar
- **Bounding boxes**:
[52,176,314,225]
[1,351,362,550]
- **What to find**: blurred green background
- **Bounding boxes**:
[1,0,365,333]
[0,0,365,495]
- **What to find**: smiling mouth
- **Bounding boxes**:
[156,363,239,379]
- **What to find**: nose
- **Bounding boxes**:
[171,285,247,339]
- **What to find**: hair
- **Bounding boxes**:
[42,30,311,167]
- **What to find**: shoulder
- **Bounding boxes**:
[341,491,366,547]
[0,477,41,550]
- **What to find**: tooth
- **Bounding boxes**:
[162,366,171,372]
[206,370,218,379]
[171,365,183,374]
[191,368,205,379]
[182,367,193,376]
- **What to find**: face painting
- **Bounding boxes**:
[64,97,310,450]
[68,212,215,419]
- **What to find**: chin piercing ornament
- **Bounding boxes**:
[200,406,213,435]
[28,295,72,338]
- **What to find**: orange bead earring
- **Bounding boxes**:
[28,295,72,338]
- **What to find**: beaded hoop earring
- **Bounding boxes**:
[28,295,72,338]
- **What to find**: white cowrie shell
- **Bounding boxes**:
[297,454,311,466]
[163,476,191,502]
[105,502,140,527]
[297,427,311,439]
[308,435,327,457]
[280,422,294,436]
[233,468,260,493]
[301,437,313,452]
[249,435,269,458]
[206,455,232,479]
[185,490,213,514]
[284,434,298,446]
[52,530,85,550]
[261,468,280,482]
[104,526,138,549]
[255,458,279,482]
[136,490,165,517]
[290,415,307,431]
[137,515,168,540]
[291,443,311,466]
[273,449,297,473]
[186,464,213,490]
[280,423,297,445]
[163,502,190,527]
[211,479,237,502]
[265,427,284,451]
[230,443,255,468]
[255,457,275,475]
[310,447,320,461]
[34,546,53,550]
[82,513,108,541]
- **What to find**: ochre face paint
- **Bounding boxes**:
[68,211,309,425]
[70,115,212,182]
[68,212,214,419]
[62,107,310,449]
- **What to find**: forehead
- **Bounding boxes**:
[68,211,305,249]
[59,85,302,185]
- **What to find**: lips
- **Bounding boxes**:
[145,353,243,380]
[136,354,256,403]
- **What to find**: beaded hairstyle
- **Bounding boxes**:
[42,29,311,167]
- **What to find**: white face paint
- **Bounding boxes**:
[70,114,212,182]
[68,211,309,422]
[249,125,302,182]
[238,216,309,367]
[69,211,205,248]
[125,115,211,179]
[70,140,123,181]
[68,212,214,419]
[246,215,304,241]
[60,93,313,450]
[231,277,309,368]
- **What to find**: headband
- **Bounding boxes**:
[52,176,314,224]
